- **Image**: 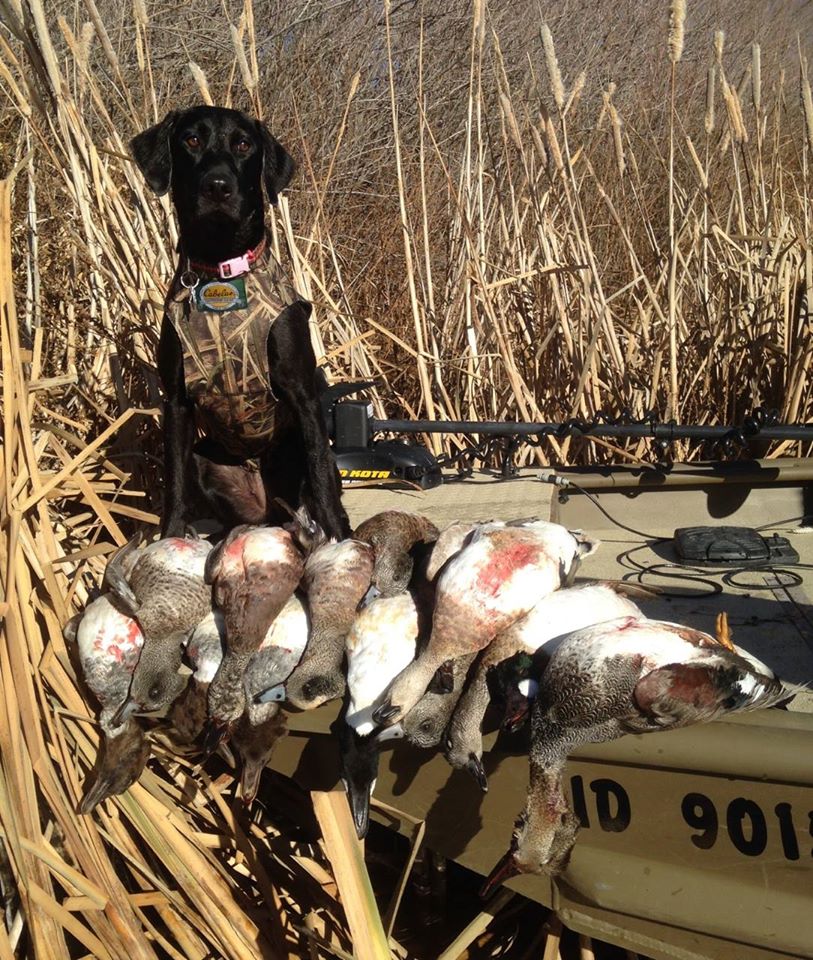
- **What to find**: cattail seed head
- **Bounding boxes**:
[189,61,214,105]
[669,0,686,64]
[499,92,523,151]
[231,24,256,92]
[802,65,813,157]
[133,0,148,29]
[540,23,565,111]
[714,30,725,65]
[565,70,586,115]
[531,123,548,166]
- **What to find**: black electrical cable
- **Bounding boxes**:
[554,479,670,542]
[616,544,723,598]
[755,515,813,531]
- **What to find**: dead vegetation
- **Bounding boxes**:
[0,0,812,956]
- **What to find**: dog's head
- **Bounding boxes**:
[130,106,294,229]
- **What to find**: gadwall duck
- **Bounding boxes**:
[481,615,790,894]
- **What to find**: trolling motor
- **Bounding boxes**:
[321,381,442,489]
[322,385,813,490]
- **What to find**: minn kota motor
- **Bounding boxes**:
[320,381,442,489]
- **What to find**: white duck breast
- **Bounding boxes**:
[345,595,420,736]
[75,593,146,734]
[77,594,145,698]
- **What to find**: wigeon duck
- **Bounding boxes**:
[203,524,303,750]
[260,515,374,710]
[354,510,439,597]
[340,593,420,837]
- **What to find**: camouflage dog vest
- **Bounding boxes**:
[165,244,300,460]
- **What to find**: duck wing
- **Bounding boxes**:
[628,659,787,732]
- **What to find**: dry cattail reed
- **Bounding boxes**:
[802,60,813,157]
[723,80,748,142]
[752,43,761,113]
[714,30,725,65]
[705,64,716,134]
[500,92,524,151]
[230,23,255,93]
[540,23,565,111]
[668,0,686,64]
[531,123,548,166]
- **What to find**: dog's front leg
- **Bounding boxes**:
[157,314,195,537]
[267,301,351,540]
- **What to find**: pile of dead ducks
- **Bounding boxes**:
[64,509,793,891]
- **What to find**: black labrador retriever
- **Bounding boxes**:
[130,105,350,540]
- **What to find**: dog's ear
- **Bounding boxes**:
[129,111,180,195]
[257,122,295,205]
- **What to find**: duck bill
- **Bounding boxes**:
[373,722,404,743]
[257,683,286,704]
[479,850,521,899]
[240,761,264,808]
[342,778,371,840]
[111,697,139,728]
[202,719,233,758]
[466,754,489,793]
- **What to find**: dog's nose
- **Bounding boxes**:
[201,176,234,202]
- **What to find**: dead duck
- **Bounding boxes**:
[481,615,789,894]
[373,521,599,727]
[64,593,150,812]
[260,516,374,710]
[167,609,225,746]
[444,583,643,790]
[341,593,421,837]
[106,535,214,724]
[236,592,308,804]
[354,510,439,597]
[204,524,304,750]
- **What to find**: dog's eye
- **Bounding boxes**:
[184,134,201,149]
[235,138,251,154]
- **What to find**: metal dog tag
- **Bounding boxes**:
[193,277,249,313]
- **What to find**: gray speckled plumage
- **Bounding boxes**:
[444,583,642,787]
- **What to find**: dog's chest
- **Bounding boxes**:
[167,260,298,458]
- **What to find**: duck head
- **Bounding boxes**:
[266,656,346,710]
[79,719,150,814]
[480,770,580,896]
[232,707,287,807]
[203,655,249,751]
[112,640,188,726]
